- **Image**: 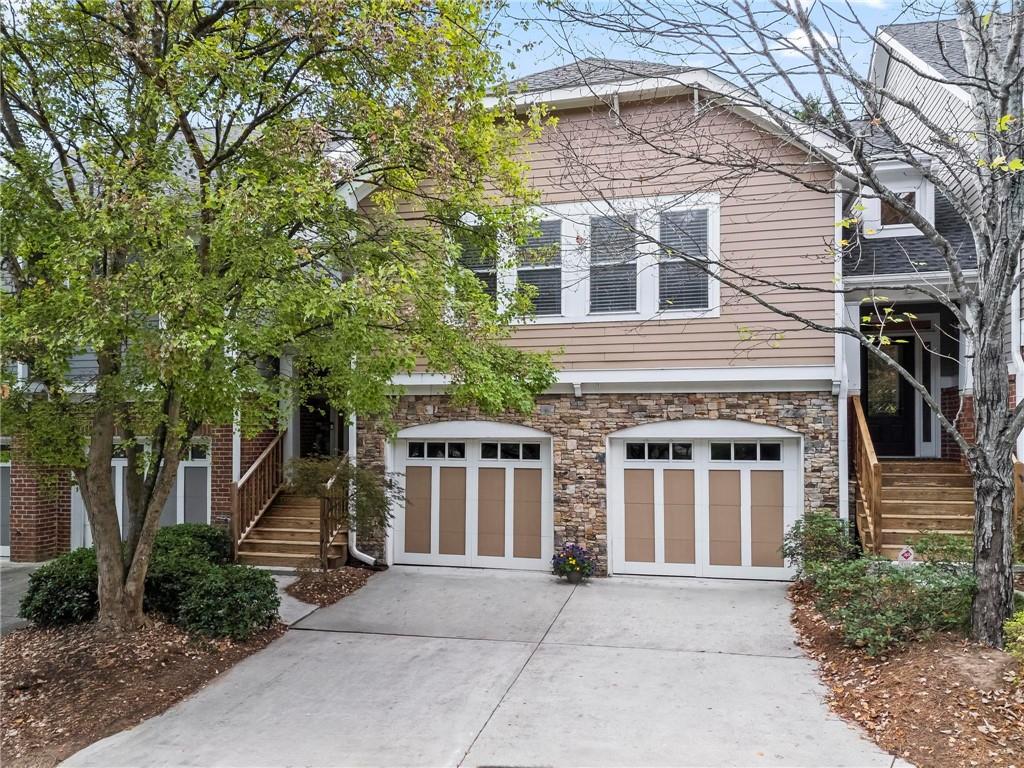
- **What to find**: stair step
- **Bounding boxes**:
[275,494,320,508]
[881,487,974,501]
[256,515,318,529]
[239,538,347,556]
[884,474,973,488]
[879,460,967,473]
[238,552,327,568]
[881,499,975,515]
[880,531,972,547]
[880,515,974,531]
[266,506,320,517]
[246,527,321,542]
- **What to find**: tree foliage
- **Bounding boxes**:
[0,0,554,630]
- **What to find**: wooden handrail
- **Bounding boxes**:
[319,472,348,570]
[231,431,285,554]
[850,396,883,554]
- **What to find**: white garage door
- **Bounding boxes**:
[393,423,553,570]
[609,422,800,580]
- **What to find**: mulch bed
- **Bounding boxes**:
[284,565,374,606]
[791,583,1024,768]
[1,620,285,768]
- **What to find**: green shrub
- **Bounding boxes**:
[811,557,974,656]
[19,548,99,626]
[144,553,218,618]
[781,511,858,576]
[178,565,280,640]
[911,531,973,569]
[1005,611,1024,662]
[151,523,231,564]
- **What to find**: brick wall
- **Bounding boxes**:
[940,374,1017,462]
[359,391,839,574]
[9,438,71,561]
[208,426,279,528]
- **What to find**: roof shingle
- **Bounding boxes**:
[508,57,692,94]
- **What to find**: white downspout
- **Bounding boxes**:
[346,414,376,566]
[1012,283,1024,458]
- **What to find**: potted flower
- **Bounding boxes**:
[552,543,595,584]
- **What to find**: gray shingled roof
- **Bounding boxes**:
[509,57,692,93]
[843,193,977,277]
[882,20,967,80]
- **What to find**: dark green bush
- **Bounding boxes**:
[19,548,99,626]
[144,553,218,618]
[151,523,231,564]
[781,511,858,577]
[911,531,973,569]
[810,556,974,656]
[178,565,280,640]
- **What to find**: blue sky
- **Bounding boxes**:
[489,1,939,84]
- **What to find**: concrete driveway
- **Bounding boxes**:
[67,567,900,768]
[1,560,39,634]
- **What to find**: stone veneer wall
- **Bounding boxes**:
[358,391,839,574]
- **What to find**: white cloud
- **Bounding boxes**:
[777,27,838,57]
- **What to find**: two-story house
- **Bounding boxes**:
[5,36,1019,576]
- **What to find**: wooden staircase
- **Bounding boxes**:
[874,459,974,558]
[236,494,348,568]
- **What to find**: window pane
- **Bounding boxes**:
[626,442,646,460]
[457,231,497,298]
[647,442,669,460]
[500,443,521,460]
[518,267,561,315]
[659,209,709,311]
[880,191,915,226]
[522,220,562,264]
[427,442,446,459]
[447,442,466,459]
[590,216,637,313]
[867,347,900,416]
[522,443,541,460]
[189,442,208,460]
[734,442,757,461]
[408,442,425,458]
[710,442,732,461]
[671,442,692,460]
[759,443,781,461]
[481,442,498,459]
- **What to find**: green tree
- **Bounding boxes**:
[1,0,554,632]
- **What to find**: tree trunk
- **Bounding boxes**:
[969,456,1016,647]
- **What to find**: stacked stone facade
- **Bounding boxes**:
[359,390,840,574]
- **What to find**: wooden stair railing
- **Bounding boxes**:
[319,474,348,570]
[230,432,285,556]
[850,396,883,554]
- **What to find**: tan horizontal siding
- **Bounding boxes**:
[508,95,836,370]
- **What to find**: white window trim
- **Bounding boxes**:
[503,193,721,325]
[861,174,934,239]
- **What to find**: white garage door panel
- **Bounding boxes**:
[611,436,799,580]
[394,438,553,571]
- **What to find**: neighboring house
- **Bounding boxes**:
[4,37,1020,575]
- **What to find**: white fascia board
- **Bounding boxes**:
[876,32,972,105]
[843,269,977,290]
[391,365,837,395]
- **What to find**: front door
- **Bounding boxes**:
[862,342,916,456]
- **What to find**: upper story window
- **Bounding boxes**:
[880,191,916,226]
[658,209,709,311]
[464,194,720,324]
[589,215,638,313]
[456,232,497,298]
[517,220,562,316]
[861,171,934,238]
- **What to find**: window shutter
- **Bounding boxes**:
[456,231,497,298]
[658,209,709,310]
[589,215,637,313]
[518,219,562,315]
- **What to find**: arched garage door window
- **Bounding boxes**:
[607,420,802,580]
[390,421,553,571]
